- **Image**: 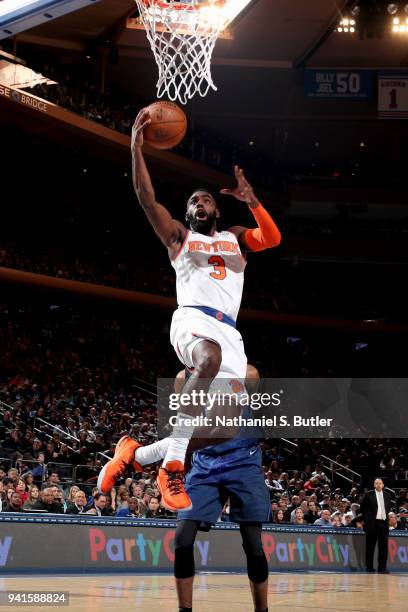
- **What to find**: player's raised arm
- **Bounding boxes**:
[131,109,186,252]
[222,165,281,252]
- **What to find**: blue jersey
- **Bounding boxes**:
[179,415,268,525]
[193,406,262,469]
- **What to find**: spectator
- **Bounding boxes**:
[278,472,290,490]
[116,497,144,518]
[265,446,285,465]
[22,485,40,510]
[288,472,303,491]
[304,476,320,492]
[351,514,364,529]
[291,501,308,523]
[351,502,360,517]
[142,487,156,508]
[31,488,64,513]
[21,472,34,488]
[115,485,130,510]
[287,494,300,514]
[273,509,287,524]
[343,512,354,527]
[50,486,65,511]
[314,510,332,526]
[31,453,46,479]
[331,512,344,528]
[265,471,283,493]
[304,501,319,525]
[67,486,80,505]
[85,493,112,516]
[312,464,331,484]
[45,472,61,487]
[293,508,306,526]
[219,500,231,523]
[15,479,28,504]
[388,512,403,530]
[145,497,165,519]
[2,478,15,496]
[399,501,408,530]
[3,491,24,512]
[130,482,144,499]
[268,461,282,481]
[7,468,19,485]
[65,490,87,514]
[301,465,313,482]
[396,489,408,511]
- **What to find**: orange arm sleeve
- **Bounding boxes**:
[242,204,281,252]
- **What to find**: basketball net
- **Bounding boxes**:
[134,0,229,105]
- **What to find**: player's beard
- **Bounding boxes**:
[187,210,217,234]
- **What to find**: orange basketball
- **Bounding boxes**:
[144,100,187,150]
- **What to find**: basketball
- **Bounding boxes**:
[144,100,187,150]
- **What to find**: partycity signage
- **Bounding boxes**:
[1,521,408,572]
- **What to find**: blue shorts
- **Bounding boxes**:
[177,446,270,526]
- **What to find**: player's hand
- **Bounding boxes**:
[220,165,258,205]
[131,108,151,149]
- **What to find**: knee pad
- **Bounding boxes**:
[240,524,269,584]
[174,521,198,579]
[174,544,195,579]
[246,552,269,584]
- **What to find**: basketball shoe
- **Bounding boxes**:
[157,461,192,511]
[97,435,143,494]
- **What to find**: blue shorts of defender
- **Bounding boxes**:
[177,444,270,528]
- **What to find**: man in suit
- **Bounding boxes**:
[360,478,393,573]
[65,490,87,514]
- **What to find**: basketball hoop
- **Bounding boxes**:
[134,0,230,105]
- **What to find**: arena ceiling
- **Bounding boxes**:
[15,0,408,69]
[6,0,408,165]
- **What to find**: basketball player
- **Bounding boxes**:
[98,108,281,515]
[172,363,270,612]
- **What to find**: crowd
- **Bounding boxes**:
[257,452,408,529]
[0,299,407,525]
[1,240,407,324]
[1,447,407,528]
[0,465,176,518]
[0,242,175,297]
[22,58,277,189]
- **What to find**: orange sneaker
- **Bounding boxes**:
[97,435,143,494]
[157,460,192,511]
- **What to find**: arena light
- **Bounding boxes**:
[0,0,41,18]
[351,4,360,17]
[0,0,101,40]
[392,15,408,30]
[387,3,399,14]
[336,17,356,33]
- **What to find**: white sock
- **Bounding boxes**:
[134,438,171,466]
[163,412,196,467]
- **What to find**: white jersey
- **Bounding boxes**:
[171,229,246,321]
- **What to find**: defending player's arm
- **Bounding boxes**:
[131,109,187,253]
[222,165,281,252]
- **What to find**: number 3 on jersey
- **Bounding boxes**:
[208,255,226,280]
